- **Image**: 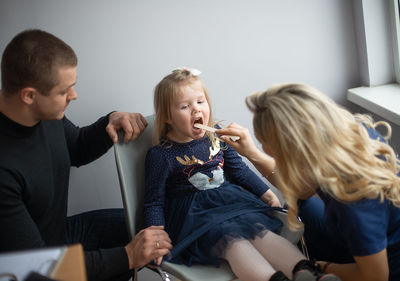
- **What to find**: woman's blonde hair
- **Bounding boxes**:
[153,69,216,145]
[246,83,400,229]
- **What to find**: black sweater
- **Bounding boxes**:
[0,112,128,280]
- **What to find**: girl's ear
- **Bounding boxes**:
[20,87,38,105]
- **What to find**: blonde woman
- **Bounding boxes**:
[217,83,400,281]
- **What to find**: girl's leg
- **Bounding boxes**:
[224,239,277,281]
[250,231,306,278]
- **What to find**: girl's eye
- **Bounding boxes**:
[181,105,189,109]
[198,100,204,104]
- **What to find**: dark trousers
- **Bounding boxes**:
[66,208,134,281]
[298,196,354,263]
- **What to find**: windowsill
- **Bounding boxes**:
[347,83,400,126]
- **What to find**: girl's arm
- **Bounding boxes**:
[144,147,169,227]
[221,135,281,207]
[319,249,389,281]
[216,123,277,186]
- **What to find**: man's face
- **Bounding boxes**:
[32,66,77,121]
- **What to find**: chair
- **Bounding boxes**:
[114,115,304,281]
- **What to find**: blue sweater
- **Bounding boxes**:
[144,137,270,227]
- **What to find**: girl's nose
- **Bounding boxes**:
[192,103,201,113]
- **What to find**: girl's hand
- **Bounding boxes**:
[261,189,282,207]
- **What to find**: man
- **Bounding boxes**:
[0,29,172,281]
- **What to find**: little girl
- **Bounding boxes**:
[143,68,339,281]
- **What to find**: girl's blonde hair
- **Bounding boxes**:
[246,83,400,229]
[153,69,216,145]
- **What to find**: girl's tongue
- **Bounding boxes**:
[193,118,203,129]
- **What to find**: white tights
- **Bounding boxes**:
[223,231,305,281]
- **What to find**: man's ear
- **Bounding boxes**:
[20,87,39,105]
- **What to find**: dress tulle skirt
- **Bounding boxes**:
[164,182,283,266]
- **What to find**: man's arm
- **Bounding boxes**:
[64,112,147,167]
[83,226,172,281]
[84,226,172,280]
[0,169,44,251]
[63,115,113,167]
[84,247,130,281]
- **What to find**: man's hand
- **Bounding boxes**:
[106,112,148,143]
[125,226,172,269]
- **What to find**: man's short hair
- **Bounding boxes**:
[1,29,78,96]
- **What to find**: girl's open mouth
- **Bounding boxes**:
[193,117,203,129]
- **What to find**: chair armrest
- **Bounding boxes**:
[147,264,172,281]
[270,209,304,244]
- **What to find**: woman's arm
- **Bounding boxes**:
[319,249,389,281]
[216,123,277,186]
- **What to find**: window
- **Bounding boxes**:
[392,0,400,82]
[347,0,400,126]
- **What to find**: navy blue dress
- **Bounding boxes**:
[144,137,282,266]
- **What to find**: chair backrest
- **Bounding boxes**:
[114,115,155,238]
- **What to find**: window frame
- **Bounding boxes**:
[347,0,400,126]
[391,0,400,83]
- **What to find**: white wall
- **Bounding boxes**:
[0,0,360,215]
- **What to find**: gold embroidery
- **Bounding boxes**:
[209,139,221,160]
[176,155,204,165]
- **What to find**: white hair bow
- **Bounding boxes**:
[173,67,202,76]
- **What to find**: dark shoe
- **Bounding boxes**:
[292,260,342,281]
[270,271,290,281]
[293,269,317,281]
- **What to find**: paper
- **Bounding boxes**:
[0,246,66,281]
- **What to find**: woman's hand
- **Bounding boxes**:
[216,123,259,159]
[217,122,278,186]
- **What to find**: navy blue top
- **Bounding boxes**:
[317,127,400,279]
[143,136,282,266]
[144,137,270,227]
